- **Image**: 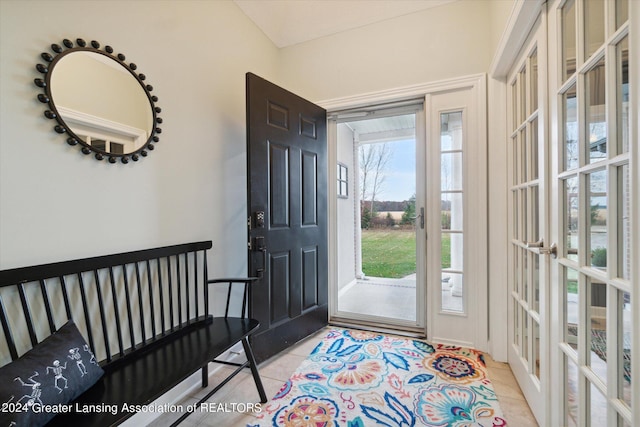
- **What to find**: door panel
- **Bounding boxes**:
[507,12,547,424]
[246,73,328,363]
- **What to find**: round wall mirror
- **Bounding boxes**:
[34,38,162,163]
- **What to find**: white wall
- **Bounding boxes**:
[278,0,494,101]
[0,0,279,281]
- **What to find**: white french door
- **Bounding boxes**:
[507,11,549,424]
[548,0,634,425]
[506,0,636,425]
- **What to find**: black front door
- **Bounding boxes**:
[246,73,328,363]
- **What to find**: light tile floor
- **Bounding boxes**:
[153,328,538,426]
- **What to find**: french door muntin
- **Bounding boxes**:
[550,0,633,425]
[507,10,548,425]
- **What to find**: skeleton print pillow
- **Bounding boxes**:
[0,320,104,426]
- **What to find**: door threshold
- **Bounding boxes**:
[329,318,425,339]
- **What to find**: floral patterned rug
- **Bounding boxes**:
[248,328,507,426]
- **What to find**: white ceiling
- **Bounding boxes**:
[234,0,458,48]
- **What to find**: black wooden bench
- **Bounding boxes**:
[0,241,266,426]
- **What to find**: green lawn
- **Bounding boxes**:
[361,229,451,278]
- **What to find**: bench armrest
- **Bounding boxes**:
[207,277,260,318]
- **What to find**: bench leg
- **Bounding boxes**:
[241,337,268,403]
[201,365,208,388]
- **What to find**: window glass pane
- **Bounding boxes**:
[565,267,579,353]
[513,242,520,294]
[562,0,577,81]
[441,111,463,150]
[584,0,605,60]
[565,176,579,261]
[589,382,607,426]
[441,192,462,232]
[616,0,629,29]
[619,290,631,407]
[586,58,607,163]
[566,356,579,426]
[587,278,607,385]
[564,84,578,170]
[530,50,538,112]
[617,36,630,154]
[618,165,630,280]
[588,170,607,270]
[531,118,539,180]
[442,233,463,271]
[442,272,463,313]
[441,152,463,191]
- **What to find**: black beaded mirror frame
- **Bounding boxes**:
[34,38,162,164]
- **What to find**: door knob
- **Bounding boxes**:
[526,239,557,259]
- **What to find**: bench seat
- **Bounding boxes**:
[47,316,259,426]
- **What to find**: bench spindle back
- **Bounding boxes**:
[0,241,213,369]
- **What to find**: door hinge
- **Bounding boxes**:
[247,216,252,231]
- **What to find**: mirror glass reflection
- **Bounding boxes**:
[50,52,153,154]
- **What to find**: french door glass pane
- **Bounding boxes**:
[523,307,529,362]
[531,50,538,112]
[587,277,608,384]
[617,36,629,154]
[564,84,578,170]
[523,248,529,302]
[513,190,520,241]
[533,254,540,313]
[512,82,518,131]
[565,267,579,353]
[618,165,630,280]
[589,382,608,426]
[565,176,579,260]
[531,118,539,179]
[521,188,528,241]
[520,68,527,122]
[532,185,540,242]
[584,0,605,60]
[566,356,580,427]
[616,0,629,29]
[533,320,540,379]
[586,58,607,164]
[520,129,527,182]
[514,301,520,350]
[619,290,631,407]
[562,0,577,81]
[588,170,607,270]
